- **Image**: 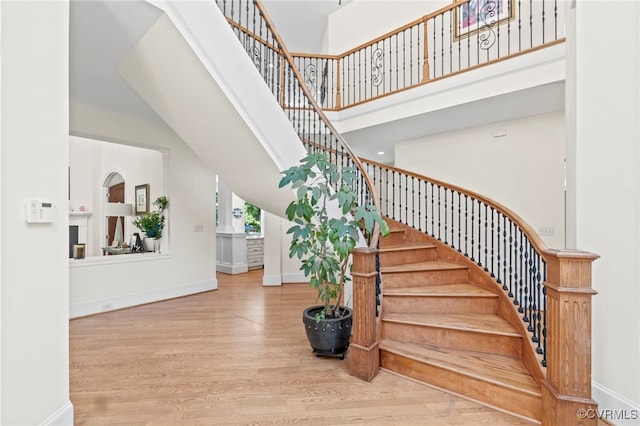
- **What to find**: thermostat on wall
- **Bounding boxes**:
[25,199,56,223]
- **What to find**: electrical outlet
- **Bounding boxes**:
[538,227,554,236]
[194,224,204,232]
[101,303,114,311]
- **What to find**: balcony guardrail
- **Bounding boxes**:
[292,0,565,110]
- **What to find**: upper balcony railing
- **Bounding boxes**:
[292,0,565,110]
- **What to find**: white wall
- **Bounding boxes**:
[566,0,640,415]
[69,137,164,256]
[327,1,448,54]
[395,111,566,249]
[1,1,72,424]
[262,212,306,286]
[69,102,217,318]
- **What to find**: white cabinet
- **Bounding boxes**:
[246,237,264,270]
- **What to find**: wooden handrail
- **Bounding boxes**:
[288,0,565,111]
[361,157,549,257]
[290,0,496,62]
[253,0,381,248]
[293,39,566,112]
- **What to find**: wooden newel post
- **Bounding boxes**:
[542,249,599,426]
[348,247,380,382]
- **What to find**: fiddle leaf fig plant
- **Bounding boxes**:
[279,153,389,321]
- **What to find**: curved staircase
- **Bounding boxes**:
[377,219,543,423]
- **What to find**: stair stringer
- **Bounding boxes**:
[119,3,307,217]
[382,218,546,385]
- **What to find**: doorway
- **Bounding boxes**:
[105,174,125,247]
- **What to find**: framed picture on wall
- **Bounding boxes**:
[453,0,515,41]
[135,184,150,215]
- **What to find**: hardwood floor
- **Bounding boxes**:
[70,270,535,425]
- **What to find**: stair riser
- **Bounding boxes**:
[380,350,541,421]
[382,322,523,358]
[379,247,438,267]
[382,296,498,314]
[381,230,406,246]
[382,269,469,288]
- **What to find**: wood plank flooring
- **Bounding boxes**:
[70,269,535,425]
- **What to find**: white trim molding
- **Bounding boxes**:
[262,274,281,286]
[69,279,217,319]
[41,401,73,426]
[282,273,308,284]
[592,381,640,425]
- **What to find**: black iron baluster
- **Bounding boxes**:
[502,214,507,289]
[364,45,369,101]
[464,195,469,256]
[542,0,546,44]
[432,16,437,78]
[483,204,488,271]
[508,0,512,54]
[430,183,435,237]
[477,199,482,267]
[411,176,415,228]
[470,198,475,262]
[518,0,522,51]
[492,211,502,284]
[418,179,423,232]
[402,30,407,93]
[475,3,480,66]
[451,189,455,249]
[516,228,523,313]
[508,221,514,297]
[554,0,558,40]
[391,170,396,221]
[531,251,541,348]
[490,207,495,277]
[442,186,447,243]
[529,0,533,48]
[437,185,442,241]
[522,238,530,323]
[404,174,409,224]
[416,25,421,84]
[457,192,462,252]
[440,15,445,76]
[541,263,548,367]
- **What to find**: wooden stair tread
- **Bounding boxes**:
[381,260,467,273]
[384,283,497,297]
[380,340,541,396]
[383,312,520,336]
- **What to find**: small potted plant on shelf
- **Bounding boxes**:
[132,196,168,253]
[279,153,388,359]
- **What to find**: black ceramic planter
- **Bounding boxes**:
[302,305,353,359]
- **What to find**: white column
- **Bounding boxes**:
[1,1,73,424]
[216,178,247,274]
[566,0,640,415]
[262,212,282,286]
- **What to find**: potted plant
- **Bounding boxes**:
[132,196,168,252]
[279,153,388,359]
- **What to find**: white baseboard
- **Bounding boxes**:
[262,274,281,286]
[216,262,248,275]
[282,273,308,283]
[41,400,73,426]
[593,381,640,425]
[69,279,217,318]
